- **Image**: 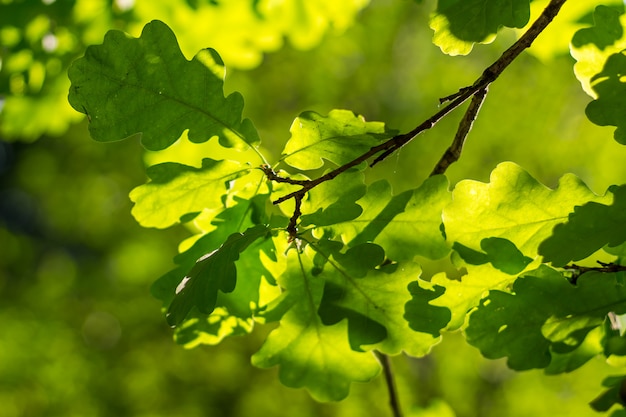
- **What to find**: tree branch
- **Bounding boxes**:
[374,351,403,417]
[563,261,626,284]
[264,0,568,240]
[430,87,488,176]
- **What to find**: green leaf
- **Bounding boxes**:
[280,109,395,170]
[585,51,626,144]
[68,20,261,152]
[571,5,626,97]
[591,375,626,411]
[326,176,451,261]
[251,249,380,402]
[166,224,271,327]
[430,0,531,55]
[300,169,366,227]
[465,266,626,370]
[312,242,440,356]
[406,263,517,333]
[129,158,260,229]
[443,162,610,259]
[540,185,626,266]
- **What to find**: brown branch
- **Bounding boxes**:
[564,261,626,284]
[264,0,568,239]
[430,87,488,176]
[374,351,403,417]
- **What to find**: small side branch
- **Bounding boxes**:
[374,351,403,417]
[430,87,488,176]
[564,261,626,284]
[263,0,569,239]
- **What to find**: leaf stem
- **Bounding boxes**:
[563,261,626,284]
[374,351,403,417]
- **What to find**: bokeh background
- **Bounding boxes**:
[2,0,626,416]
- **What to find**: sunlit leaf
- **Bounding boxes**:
[68,20,262,152]
[251,249,380,401]
[430,0,531,55]
[129,158,260,229]
[312,242,440,356]
[326,176,451,261]
[443,162,610,258]
[280,109,395,170]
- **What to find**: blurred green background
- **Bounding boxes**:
[2,0,626,416]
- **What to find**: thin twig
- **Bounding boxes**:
[430,87,488,176]
[563,261,626,284]
[374,351,403,417]
[264,0,569,239]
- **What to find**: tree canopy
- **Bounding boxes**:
[3,1,626,416]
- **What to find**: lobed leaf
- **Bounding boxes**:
[585,51,626,144]
[539,185,626,266]
[443,162,610,259]
[129,158,259,229]
[280,109,395,170]
[465,265,626,370]
[430,0,531,55]
[571,5,626,97]
[166,224,271,327]
[312,242,441,356]
[251,249,380,401]
[68,20,261,152]
[325,176,451,261]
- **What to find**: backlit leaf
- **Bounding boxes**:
[280,109,395,170]
[68,20,262,152]
[443,162,610,258]
[251,249,380,401]
[129,158,260,229]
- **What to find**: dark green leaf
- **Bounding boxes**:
[430,0,531,55]
[466,266,626,370]
[280,109,396,170]
[68,20,261,151]
[540,185,626,266]
[166,224,271,327]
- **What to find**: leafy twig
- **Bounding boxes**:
[374,351,403,417]
[430,87,488,176]
[264,0,568,239]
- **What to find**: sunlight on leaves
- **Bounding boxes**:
[443,162,611,259]
[281,109,395,170]
[251,249,380,401]
[129,159,261,229]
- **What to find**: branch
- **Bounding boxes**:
[374,351,403,417]
[430,87,488,176]
[563,261,626,284]
[265,0,568,239]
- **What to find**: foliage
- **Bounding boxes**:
[5,0,626,416]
